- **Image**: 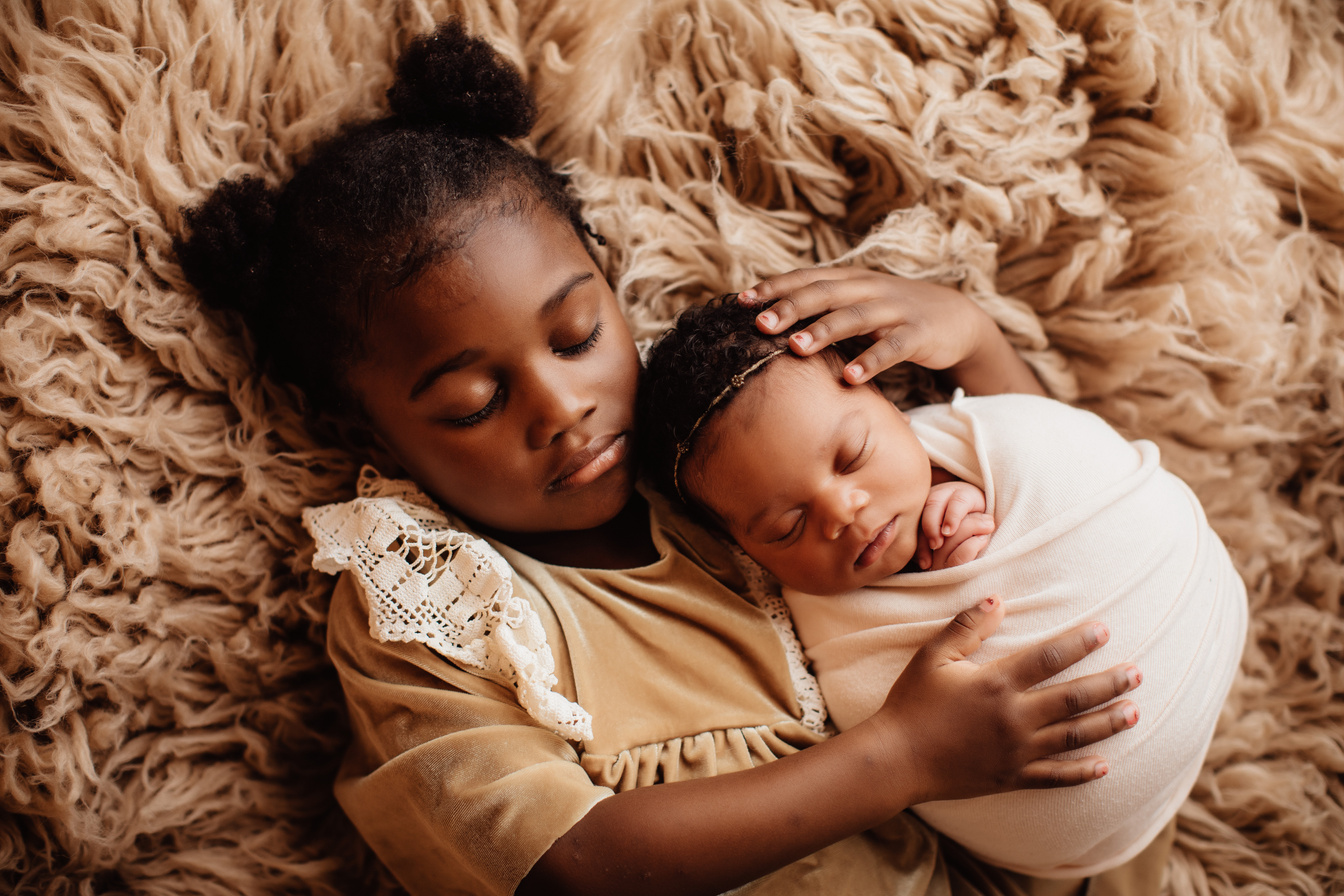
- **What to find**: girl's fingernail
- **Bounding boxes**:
[942,524,953,536]
[1124,704,1139,726]
[1094,760,1109,778]
[740,289,757,301]
[1127,666,1142,689]
[846,363,863,381]
[792,332,812,350]
[979,596,997,611]
[1092,622,1109,645]
[758,310,776,328]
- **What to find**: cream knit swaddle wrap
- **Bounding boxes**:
[784,393,1247,878]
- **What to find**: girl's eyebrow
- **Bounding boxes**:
[539,271,594,317]
[408,271,596,402]
[409,348,482,401]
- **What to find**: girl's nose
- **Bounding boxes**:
[524,362,596,449]
[823,483,868,540]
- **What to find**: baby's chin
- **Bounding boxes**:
[777,551,917,596]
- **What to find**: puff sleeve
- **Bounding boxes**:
[326,572,612,896]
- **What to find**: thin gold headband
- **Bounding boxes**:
[672,348,787,502]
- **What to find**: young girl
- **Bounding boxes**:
[637,295,1247,879]
[175,20,1151,896]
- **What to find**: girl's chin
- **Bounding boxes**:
[533,472,638,534]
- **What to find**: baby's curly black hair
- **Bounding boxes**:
[174,19,594,417]
[638,295,816,515]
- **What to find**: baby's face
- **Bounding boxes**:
[685,355,932,595]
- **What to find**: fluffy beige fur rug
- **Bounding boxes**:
[2,0,1342,893]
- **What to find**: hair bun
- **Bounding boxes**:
[386,19,537,139]
[175,175,279,320]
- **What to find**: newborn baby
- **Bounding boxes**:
[637,297,1247,877]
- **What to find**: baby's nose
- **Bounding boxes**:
[824,487,868,539]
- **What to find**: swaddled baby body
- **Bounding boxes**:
[638,299,1247,878]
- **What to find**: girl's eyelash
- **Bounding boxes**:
[557,320,603,357]
[448,387,505,428]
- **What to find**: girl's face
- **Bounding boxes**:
[686,356,932,595]
[349,205,641,536]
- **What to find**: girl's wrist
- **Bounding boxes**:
[840,711,927,814]
[948,314,1045,397]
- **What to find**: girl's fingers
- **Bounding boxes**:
[1017,755,1112,789]
[998,621,1110,690]
[1032,663,1141,726]
[748,279,890,344]
[913,596,1005,665]
[842,330,919,384]
[1027,698,1138,770]
[739,267,861,311]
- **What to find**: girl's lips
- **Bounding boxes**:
[855,515,899,570]
[548,433,629,493]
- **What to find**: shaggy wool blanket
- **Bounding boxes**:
[2,1,1341,894]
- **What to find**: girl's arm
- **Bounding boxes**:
[520,600,1139,896]
[738,268,1046,397]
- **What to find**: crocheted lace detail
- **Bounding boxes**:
[731,548,828,734]
[301,466,593,742]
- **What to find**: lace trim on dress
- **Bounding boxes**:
[301,466,594,742]
[730,548,828,735]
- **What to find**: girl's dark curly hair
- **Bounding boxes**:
[638,295,805,513]
[174,19,593,416]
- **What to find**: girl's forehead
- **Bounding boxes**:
[381,209,596,337]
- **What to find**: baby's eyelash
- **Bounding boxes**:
[448,387,505,427]
[841,436,870,473]
[769,514,804,544]
[557,320,603,357]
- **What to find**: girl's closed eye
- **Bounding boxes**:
[445,386,505,428]
[555,319,603,357]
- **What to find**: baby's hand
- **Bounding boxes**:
[917,481,994,571]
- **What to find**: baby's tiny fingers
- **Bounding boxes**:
[922,511,944,550]
[942,491,978,534]
[962,513,996,537]
[945,534,991,568]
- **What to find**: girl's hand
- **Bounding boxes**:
[738,267,1045,396]
[864,597,1140,806]
[916,481,994,570]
